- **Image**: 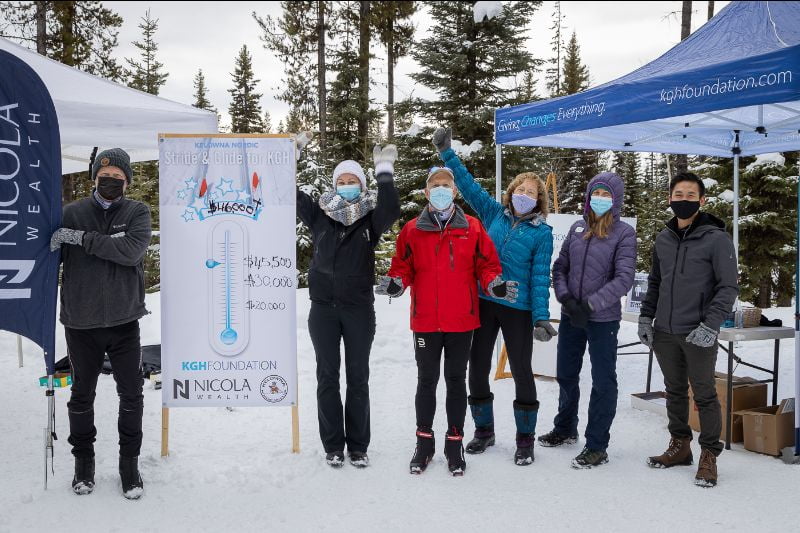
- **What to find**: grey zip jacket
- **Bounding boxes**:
[59,193,152,329]
[640,212,738,334]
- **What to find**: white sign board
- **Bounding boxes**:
[159,135,297,407]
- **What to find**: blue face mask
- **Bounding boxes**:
[590,196,613,216]
[337,184,361,201]
[429,186,454,211]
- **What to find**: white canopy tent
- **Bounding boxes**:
[0,37,218,174]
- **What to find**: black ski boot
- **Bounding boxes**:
[466,395,495,454]
[410,428,435,474]
[119,455,144,500]
[514,433,535,466]
[72,456,95,495]
[444,429,466,476]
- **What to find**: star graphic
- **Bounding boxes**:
[216,178,235,195]
[236,190,251,202]
[206,192,218,204]
[184,177,198,189]
[190,195,207,213]
[181,209,195,222]
[177,189,187,200]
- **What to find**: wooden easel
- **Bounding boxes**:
[161,403,300,457]
[495,172,560,381]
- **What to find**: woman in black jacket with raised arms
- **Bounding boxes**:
[297,139,400,469]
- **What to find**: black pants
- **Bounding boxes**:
[469,299,538,407]
[66,320,143,459]
[653,330,723,456]
[414,330,473,434]
[308,302,375,453]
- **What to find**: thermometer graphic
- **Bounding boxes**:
[205,220,249,356]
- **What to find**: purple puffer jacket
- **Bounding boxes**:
[553,172,637,322]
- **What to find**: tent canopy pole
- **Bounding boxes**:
[732,131,741,255]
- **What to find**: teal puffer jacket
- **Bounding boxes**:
[440,148,553,322]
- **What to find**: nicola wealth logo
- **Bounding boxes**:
[260,375,288,403]
[173,379,189,399]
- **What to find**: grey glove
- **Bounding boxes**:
[375,275,405,297]
[50,227,85,251]
[534,320,558,342]
[294,131,313,161]
[637,315,654,348]
[487,276,518,304]
[373,144,398,177]
[432,127,452,153]
[686,322,718,348]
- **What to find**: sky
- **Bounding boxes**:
[103,1,729,131]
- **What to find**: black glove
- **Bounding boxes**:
[375,275,405,297]
[563,298,591,329]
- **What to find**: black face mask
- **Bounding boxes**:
[97,176,125,201]
[670,200,701,220]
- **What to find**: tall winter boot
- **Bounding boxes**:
[72,456,95,495]
[444,428,466,476]
[409,428,435,474]
[465,394,495,454]
[513,401,538,466]
[694,448,718,488]
[119,455,144,500]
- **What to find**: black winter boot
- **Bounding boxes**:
[466,395,495,454]
[444,429,466,476]
[409,428,435,474]
[514,433,535,466]
[119,455,144,499]
[72,456,95,495]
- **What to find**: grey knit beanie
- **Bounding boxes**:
[92,148,133,183]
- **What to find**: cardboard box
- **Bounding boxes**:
[631,391,668,417]
[736,399,796,456]
[688,372,767,443]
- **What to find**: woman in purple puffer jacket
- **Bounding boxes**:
[538,172,636,469]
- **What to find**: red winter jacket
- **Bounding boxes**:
[388,206,503,333]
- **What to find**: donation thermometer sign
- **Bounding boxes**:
[159,134,297,407]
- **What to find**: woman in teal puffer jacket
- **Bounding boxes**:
[433,127,555,466]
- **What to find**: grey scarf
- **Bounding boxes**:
[319,190,378,226]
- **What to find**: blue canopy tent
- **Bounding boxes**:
[494,1,800,455]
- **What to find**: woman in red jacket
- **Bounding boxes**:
[376,167,517,476]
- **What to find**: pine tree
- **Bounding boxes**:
[263,111,273,133]
[192,69,217,112]
[561,31,590,94]
[228,44,264,134]
[254,1,319,134]
[410,1,542,198]
[612,151,643,218]
[545,1,566,96]
[371,1,417,141]
[125,10,168,94]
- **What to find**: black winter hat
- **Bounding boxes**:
[92,148,133,184]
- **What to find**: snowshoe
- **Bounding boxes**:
[72,456,95,495]
[119,456,144,500]
[325,451,345,468]
[409,429,435,474]
[444,430,466,476]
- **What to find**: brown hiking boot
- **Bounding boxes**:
[646,437,693,468]
[694,449,717,488]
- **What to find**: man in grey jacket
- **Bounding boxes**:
[638,172,738,488]
[50,148,151,499]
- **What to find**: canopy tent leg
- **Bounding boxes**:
[44,374,55,489]
[732,131,741,255]
[795,179,800,457]
[495,140,503,360]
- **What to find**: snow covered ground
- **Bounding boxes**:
[1,290,798,532]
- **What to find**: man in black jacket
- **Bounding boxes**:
[298,143,400,469]
[50,148,151,499]
[638,172,738,488]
